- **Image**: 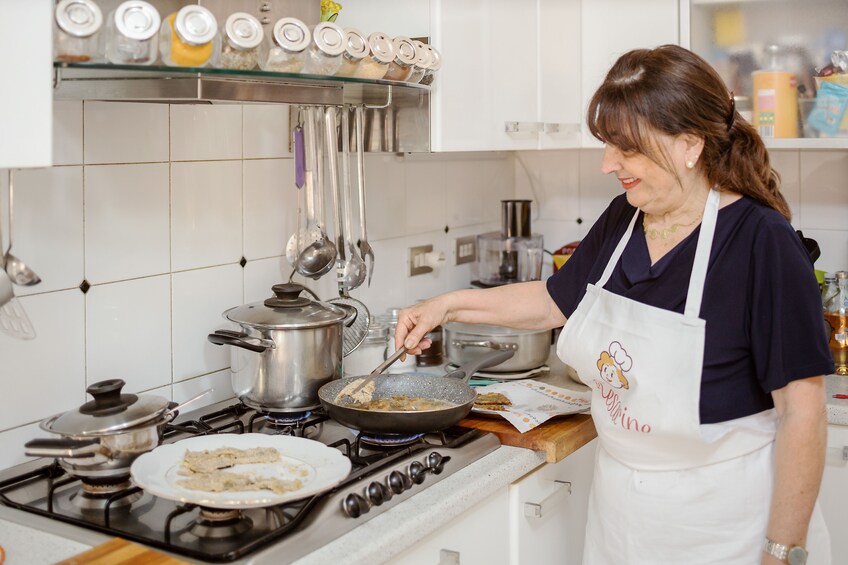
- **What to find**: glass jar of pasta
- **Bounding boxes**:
[419,45,441,86]
[103,1,160,65]
[383,36,416,81]
[220,12,263,71]
[54,0,104,63]
[352,32,395,80]
[159,5,219,68]
[259,17,311,73]
[406,40,431,84]
[302,21,346,75]
[334,27,369,77]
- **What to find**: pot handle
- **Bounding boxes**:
[445,349,515,383]
[25,438,101,458]
[337,303,358,328]
[207,330,274,353]
[450,340,518,351]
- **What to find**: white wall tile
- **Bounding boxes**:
[86,275,172,392]
[768,150,800,225]
[141,384,172,399]
[243,104,292,159]
[84,163,170,284]
[53,101,83,166]
[84,102,169,164]
[171,161,243,271]
[405,158,446,234]
[445,158,486,228]
[244,257,287,304]
[171,105,243,162]
[6,166,84,296]
[364,154,406,240]
[515,150,580,222]
[244,159,297,260]
[353,236,408,315]
[798,151,848,231]
[172,264,243,382]
[0,290,85,431]
[173,370,235,412]
[578,148,621,227]
[0,422,44,471]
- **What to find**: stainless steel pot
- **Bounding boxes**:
[208,283,356,413]
[443,322,551,373]
[24,379,174,479]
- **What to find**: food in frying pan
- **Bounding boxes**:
[335,377,377,403]
[177,447,306,494]
[182,446,281,473]
[349,395,456,412]
[178,469,304,495]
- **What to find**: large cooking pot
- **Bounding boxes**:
[443,322,551,373]
[208,283,356,413]
[318,350,515,434]
[24,379,174,479]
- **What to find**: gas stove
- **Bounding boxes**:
[0,400,500,563]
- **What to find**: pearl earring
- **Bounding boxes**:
[686,159,696,169]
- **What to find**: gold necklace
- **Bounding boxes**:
[642,212,702,240]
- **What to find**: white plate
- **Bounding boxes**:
[130,433,351,509]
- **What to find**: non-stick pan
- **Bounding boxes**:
[318,350,514,434]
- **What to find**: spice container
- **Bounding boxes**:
[219,12,263,71]
[406,40,431,84]
[159,5,219,68]
[825,271,848,376]
[383,36,417,82]
[376,309,417,371]
[416,325,444,367]
[259,17,311,73]
[103,1,160,65]
[352,32,395,80]
[54,0,104,63]
[343,323,389,376]
[334,28,369,77]
[302,21,346,75]
[419,45,441,86]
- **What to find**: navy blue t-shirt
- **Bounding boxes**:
[547,194,835,424]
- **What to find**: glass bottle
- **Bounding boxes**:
[104,1,160,65]
[352,32,395,80]
[54,0,104,63]
[383,36,417,81]
[302,21,346,75]
[405,40,431,84]
[419,45,441,86]
[825,271,848,375]
[220,12,263,71]
[258,17,311,73]
[343,323,389,376]
[334,28,369,78]
[159,5,220,68]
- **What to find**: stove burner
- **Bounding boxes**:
[358,433,425,447]
[73,480,142,511]
[263,411,312,427]
[189,508,253,539]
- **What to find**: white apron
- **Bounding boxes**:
[557,189,830,565]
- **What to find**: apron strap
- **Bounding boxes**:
[595,209,640,288]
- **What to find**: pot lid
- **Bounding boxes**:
[273,17,311,53]
[444,322,546,336]
[174,5,217,46]
[56,0,103,38]
[391,36,417,66]
[367,32,395,64]
[343,27,369,60]
[312,22,346,57]
[225,283,348,329]
[225,12,264,50]
[114,1,160,41]
[42,379,171,436]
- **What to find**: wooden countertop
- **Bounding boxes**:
[58,538,188,564]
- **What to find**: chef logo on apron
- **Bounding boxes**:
[593,341,652,434]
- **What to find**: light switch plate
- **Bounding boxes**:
[455,235,477,265]
[409,244,433,276]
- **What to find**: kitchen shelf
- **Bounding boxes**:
[52,62,432,152]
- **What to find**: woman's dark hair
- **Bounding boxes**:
[587,44,790,220]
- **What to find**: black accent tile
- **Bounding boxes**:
[444,225,450,233]
[240,257,247,268]
[79,280,90,294]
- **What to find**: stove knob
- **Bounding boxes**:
[342,493,369,518]
[426,452,451,474]
[366,481,390,505]
[388,470,412,494]
[408,460,426,484]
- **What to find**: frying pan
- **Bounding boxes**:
[318,350,514,434]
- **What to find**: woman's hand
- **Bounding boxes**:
[394,295,450,355]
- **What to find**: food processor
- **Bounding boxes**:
[474,200,543,286]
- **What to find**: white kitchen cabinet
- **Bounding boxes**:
[387,487,510,564]
[820,424,848,561]
[509,438,596,565]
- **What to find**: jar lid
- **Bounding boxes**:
[426,45,442,71]
[412,40,431,69]
[225,283,348,329]
[312,21,346,56]
[114,1,160,41]
[174,5,217,46]
[836,271,848,280]
[343,27,369,60]
[391,36,417,65]
[56,0,103,38]
[223,12,263,50]
[367,32,396,64]
[41,379,171,436]
[273,17,311,53]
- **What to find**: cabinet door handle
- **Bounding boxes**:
[504,121,543,134]
[524,480,572,519]
[437,549,460,565]
[542,122,581,135]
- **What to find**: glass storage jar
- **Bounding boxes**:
[383,36,417,81]
[406,40,431,84]
[334,27,369,77]
[375,310,417,371]
[159,5,219,68]
[54,0,104,63]
[220,12,263,71]
[419,45,441,86]
[352,32,395,80]
[104,1,160,65]
[259,17,311,73]
[302,21,346,75]
[343,323,389,376]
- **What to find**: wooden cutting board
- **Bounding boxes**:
[458,413,596,464]
[58,538,188,565]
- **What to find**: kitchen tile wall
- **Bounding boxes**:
[0,101,510,469]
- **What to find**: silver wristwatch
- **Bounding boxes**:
[763,538,808,565]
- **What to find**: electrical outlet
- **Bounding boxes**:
[455,235,477,265]
[409,244,434,276]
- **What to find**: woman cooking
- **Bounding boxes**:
[394,45,834,565]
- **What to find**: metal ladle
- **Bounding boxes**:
[4,170,41,286]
